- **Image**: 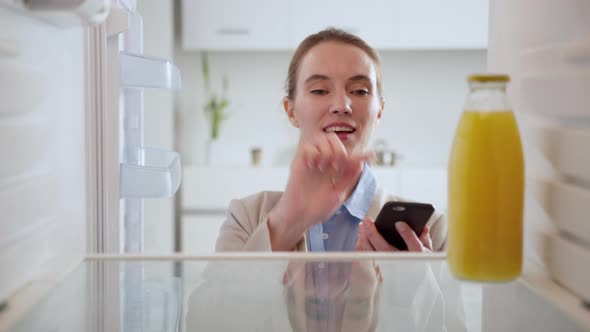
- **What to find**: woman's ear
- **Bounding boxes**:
[377,97,385,121]
[283,97,299,128]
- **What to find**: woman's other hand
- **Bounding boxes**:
[355,217,433,252]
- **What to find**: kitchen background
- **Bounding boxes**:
[137,0,487,254]
[3,1,590,330]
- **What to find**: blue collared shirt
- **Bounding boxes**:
[306,164,377,252]
[302,165,377,331]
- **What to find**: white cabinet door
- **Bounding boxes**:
[181,0,290,50]
[399,0,488,49]
[288,0,399,49]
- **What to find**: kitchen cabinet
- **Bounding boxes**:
[181,0,488,50]
[398,0,488,49]
[181,0,290,50]
[288,0,399,49]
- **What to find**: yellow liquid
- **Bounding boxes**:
[447,110,524,281]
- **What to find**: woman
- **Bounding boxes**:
[215,28,447,252]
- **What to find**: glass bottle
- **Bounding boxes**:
[447,74,525,281]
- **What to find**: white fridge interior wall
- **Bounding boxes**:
[486,0,590,325]
[0,2,90,308]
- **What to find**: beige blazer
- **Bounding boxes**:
[215,187,447,252]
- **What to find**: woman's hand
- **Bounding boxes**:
[355,217,433,252]
[268,133,373,251]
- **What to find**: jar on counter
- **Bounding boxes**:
[447,74,525,282]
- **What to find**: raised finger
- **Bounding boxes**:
[314,136,334,173]
[302,142,320,169]
[326,132,348,174]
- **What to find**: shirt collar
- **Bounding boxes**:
[343,163,377,220]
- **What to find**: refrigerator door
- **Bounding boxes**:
[488,0,590,328]
[90,2,182,331]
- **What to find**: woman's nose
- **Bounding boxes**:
[329,92,352,114]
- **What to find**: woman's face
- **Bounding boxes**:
[285,41,384,153]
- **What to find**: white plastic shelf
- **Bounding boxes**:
[4,0,110,26]
[531,178,590,245]
[120,146,182,198]
[520,37,590,76]
[119,52,181,90]
[545,232,590,305]
[520,72,590,120]
[531,126,590,183]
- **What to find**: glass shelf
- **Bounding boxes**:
[4,254,590,332]
[120,146,181,198]
[119,52,181,90]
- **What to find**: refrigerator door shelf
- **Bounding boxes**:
[531,178,590,246]
[531,126,590,183]
[119,52,181,90]
[545,232,590,304]
[3,0,110,26]
[120,146,181,198]
[520,72,590,120]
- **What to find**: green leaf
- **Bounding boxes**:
[201,52,211,93]
[219,98,229,111]
[222,75,229,95]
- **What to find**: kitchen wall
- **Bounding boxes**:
[135,2,487,254]
[174,49,487,168]
[0,6,87,312]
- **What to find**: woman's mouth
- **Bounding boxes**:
[323,124,356,141]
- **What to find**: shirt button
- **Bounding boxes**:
[323,233,329,240]
[318,263,325,269]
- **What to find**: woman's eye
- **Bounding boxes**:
[310,89,328,95]
[352,89,369,96]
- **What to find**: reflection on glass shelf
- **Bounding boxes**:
[120,146,181,198]
[120,52,181,90]
[7,256,482,332]
[7,256,589,332]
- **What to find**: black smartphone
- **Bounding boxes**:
[373,201,435,250]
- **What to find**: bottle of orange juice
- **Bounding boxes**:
[447,74,524,282]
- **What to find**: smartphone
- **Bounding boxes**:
[373,201,435,250]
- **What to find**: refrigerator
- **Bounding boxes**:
[0,0,181,330]
[481,0,590,330]
[1,0,590,331]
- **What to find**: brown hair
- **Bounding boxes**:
[285,27,383,100]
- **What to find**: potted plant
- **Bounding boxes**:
[201,52,230,165]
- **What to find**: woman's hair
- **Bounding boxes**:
[285,27,383,100]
